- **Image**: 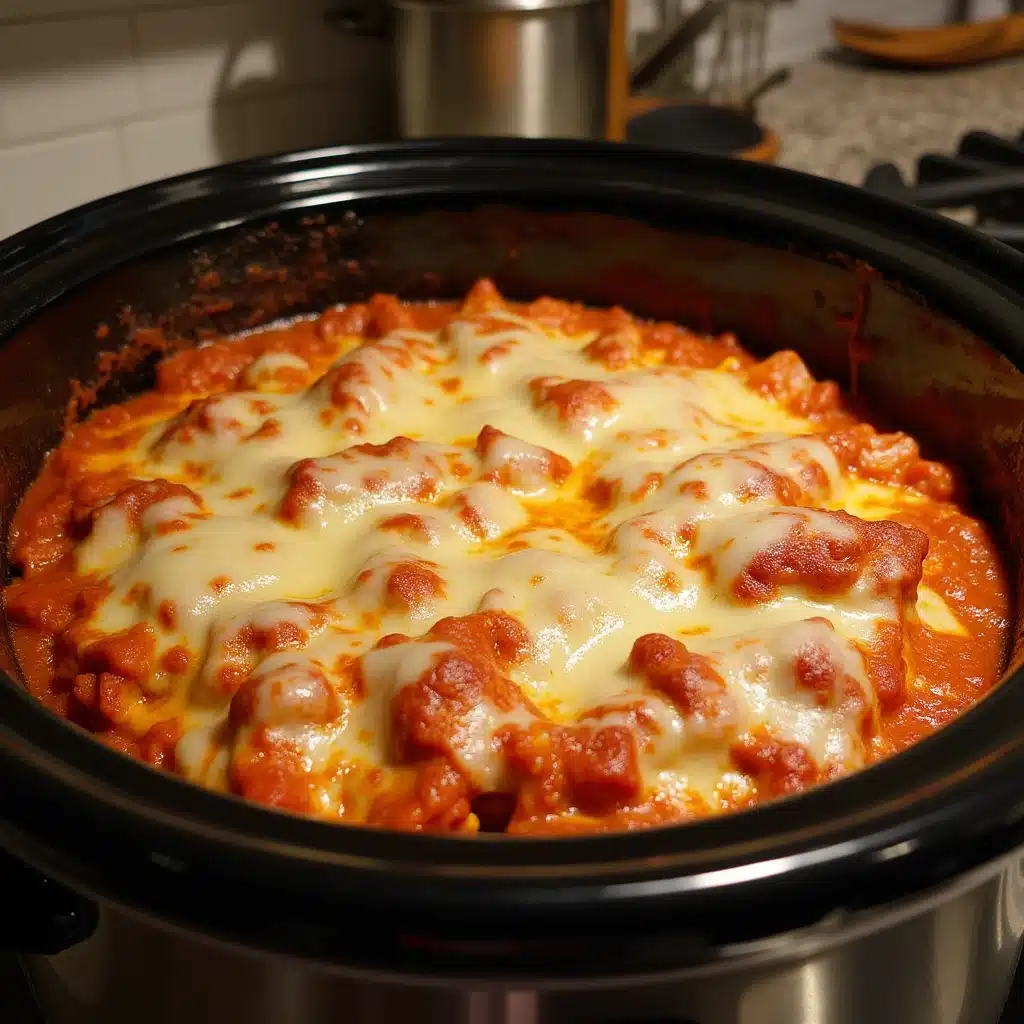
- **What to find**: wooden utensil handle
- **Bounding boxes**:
[606,0,629,140]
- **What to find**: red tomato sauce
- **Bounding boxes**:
[3,281,1011,835]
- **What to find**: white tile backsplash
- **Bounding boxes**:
[0,0,390,238]
[0,16,139,142]
[0,129,124,238]
[134,3,282,114]
[121,104,245,185]
[0,0,1005,239]
[0,0,230,17]
[295,8,388,86]
[244,81,388,157]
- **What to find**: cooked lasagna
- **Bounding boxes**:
[5,279,1009,834]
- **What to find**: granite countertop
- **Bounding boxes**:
[761,54,1024,184]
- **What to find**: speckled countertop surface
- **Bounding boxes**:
[761,54,1024,184]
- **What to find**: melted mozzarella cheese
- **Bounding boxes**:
[586,618,874,802]
[63,302,964,817]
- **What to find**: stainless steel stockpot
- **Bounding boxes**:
[394,0,610,139]
[330,0,612,139]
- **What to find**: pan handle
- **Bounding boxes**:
[739,66,791,112]
[0,846,97,955]
[324,1,393,37]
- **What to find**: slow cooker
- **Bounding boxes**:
[0,140,1023,1024]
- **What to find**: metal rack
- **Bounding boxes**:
[631,0,789,103]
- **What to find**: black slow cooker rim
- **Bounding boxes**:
[1,138,1024,957]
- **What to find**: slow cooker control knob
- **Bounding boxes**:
[0,847,98,955]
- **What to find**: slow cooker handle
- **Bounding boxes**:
[0,847,98,954]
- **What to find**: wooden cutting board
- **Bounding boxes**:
[832,14,1024,66]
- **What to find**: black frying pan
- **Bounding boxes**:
[627,67,790,160]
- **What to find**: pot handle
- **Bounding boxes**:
[0,846,97,955]
[324,1,393,37]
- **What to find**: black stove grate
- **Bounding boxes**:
[866,132,1024,1024]
[863,129,1024,251]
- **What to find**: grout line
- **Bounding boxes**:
[113,116,134,187]
[123,2,147,141]
[0,62,385,149]
[0,71,384,152]
[0,1,264,28]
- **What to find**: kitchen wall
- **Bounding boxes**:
[0,0,1008,239]
[0,0,390,238]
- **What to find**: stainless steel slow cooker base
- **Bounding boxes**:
[22,853,1024,1024]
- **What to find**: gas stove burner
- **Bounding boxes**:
[863,129,1024,251]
